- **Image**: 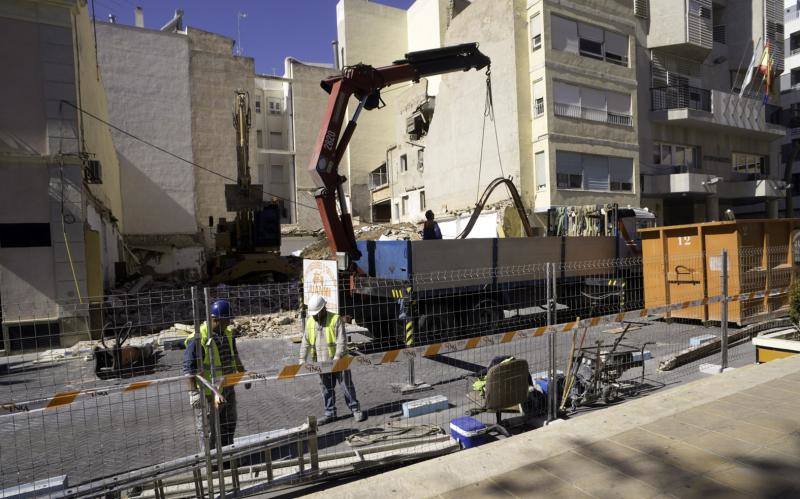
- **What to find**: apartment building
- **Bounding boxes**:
[345,0,787,231]
[253,60,335,229]
[781,0,800,216]
[638,0,786,225]
[0,0,124,349]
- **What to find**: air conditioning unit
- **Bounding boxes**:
[84,159,102,184]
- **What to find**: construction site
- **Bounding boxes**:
[2,0,800,497]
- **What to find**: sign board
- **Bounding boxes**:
[303,259,338,314]
[709,255,722,272]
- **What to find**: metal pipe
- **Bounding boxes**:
[192,286,215,498]
[720,250,729,372]
[203,288,226,499]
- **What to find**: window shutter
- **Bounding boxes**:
[551,15,579,53]
[554,81,580,106]
[609,157,633,190]
[583,154,609,191]
[556,151,582,174]
[578,23,604,43]
[535,152,547,190]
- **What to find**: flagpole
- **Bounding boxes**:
[727,36,762,118]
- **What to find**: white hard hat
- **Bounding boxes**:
[307,295,326,316]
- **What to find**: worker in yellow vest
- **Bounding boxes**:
[183,299,250,450]
[300,295,365,424]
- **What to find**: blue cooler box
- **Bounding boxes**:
[449,416,487,449]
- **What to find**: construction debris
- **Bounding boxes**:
[233,311,300,338]
[300,222,420,260]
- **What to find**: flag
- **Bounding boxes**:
[758,40,771,75]
[739,39,762,97]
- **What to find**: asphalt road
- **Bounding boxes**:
[0,318,759,491]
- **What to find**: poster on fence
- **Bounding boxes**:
[303,259,339,314]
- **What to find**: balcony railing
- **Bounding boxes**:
[651,85,711,112]
[368,170,388,190]
[553,102,633,127]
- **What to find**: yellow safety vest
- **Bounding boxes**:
[305,313,339,361]
[185,322,240,394]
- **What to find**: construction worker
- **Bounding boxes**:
[422,210,442,240]
[300,295,366,424]
[183,299,250,451]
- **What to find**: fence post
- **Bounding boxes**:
[546,263,557,423]
[203,287,226,499]
[191,286,215,499]
[720,249,729,372]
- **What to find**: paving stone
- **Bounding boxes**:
[614,454,699,491]
[640,417,711,442]
[708,418,787,446]
[538,450,614,484]
[685,431,760,460]
[572,438,647,465]
[609,428,675,455]
[572,470,660,499]
[706,463,800,497]
[439,479,514,499]
[669,475,750,499]
[487,464,567,496]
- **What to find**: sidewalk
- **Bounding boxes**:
[311,355,800,498]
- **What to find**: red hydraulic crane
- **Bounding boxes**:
[307,43,490,261]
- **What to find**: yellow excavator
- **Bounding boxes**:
[207,90,299,284]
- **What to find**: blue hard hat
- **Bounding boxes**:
[210,300,232,318]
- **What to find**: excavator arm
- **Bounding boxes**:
[308,43,490,260]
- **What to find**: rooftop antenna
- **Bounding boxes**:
[236,11,247,55]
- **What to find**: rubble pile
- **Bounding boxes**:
[233,311,300,338]
[300,222,421,260]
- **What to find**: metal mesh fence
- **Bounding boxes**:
[0,245,794,497]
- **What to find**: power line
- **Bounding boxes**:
[60,100,421,236]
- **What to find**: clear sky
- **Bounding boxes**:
[90,0,415,75]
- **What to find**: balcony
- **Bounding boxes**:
[647,0,712,60]
[650,86,785,139]
[651,85,710,112]
[641,172,717,197]
[553,102,633,127]
[369,166,390,204]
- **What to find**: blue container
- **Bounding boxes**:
[449,416,487,449]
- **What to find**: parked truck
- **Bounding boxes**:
[304,44,654,347]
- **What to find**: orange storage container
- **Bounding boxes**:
[639,219,800,325]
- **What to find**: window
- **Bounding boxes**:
[271,164,286,183]
[604,31,628,66]
[401,195,409,215]
[255,100,261,113]
[0,223,51,247]
[792,69,800,87]
[553,81,631,126]
[256,130,263,148]
[533,80,545,117]
[732,153,765,174]
[269,131,282,149]
[535,151,547,191]
[610,157,633,191]
[400,154,408,172]
[417,149,424,170]
[556,151,583,189]
[555,151,633,192]
[578,22,604,60]
[530,12,542,51]
[419,190,426,210]
[653,143,698,172]
[268,98,281,114]
[551,15,628,67]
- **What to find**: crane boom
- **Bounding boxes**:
[308,43,490,260]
